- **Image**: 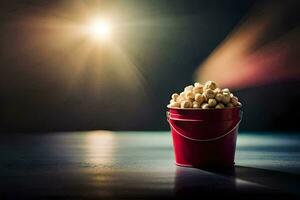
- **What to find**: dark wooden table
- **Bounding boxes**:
[1,132,300,199]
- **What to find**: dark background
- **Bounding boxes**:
[0,0,299,132]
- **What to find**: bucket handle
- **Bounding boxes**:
[167,111,242,142]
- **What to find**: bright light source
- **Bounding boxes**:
[88,20,111,40]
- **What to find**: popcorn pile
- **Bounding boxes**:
[168,81,242,109]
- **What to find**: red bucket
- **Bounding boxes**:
[167,107,242,168]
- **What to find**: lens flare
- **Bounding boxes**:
[88,20,111,40]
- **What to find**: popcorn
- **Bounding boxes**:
[214,88,221,93]
[204,89,215,99]
[226,103,234,108]
[171,93,179,101]
[215,103,225,109]
[222,88,230,94]
[185,91,194,100]
[170,101,180,108]
[193,86,203,94]
[208,98,217,107]
[215,93,223,102]
[201,103,210,109]
[170,99,176,104]
[168,81,242,109]
[194,82,203,88]
[194,93,204,104]
[202,94,208,102]
[184,85,193,92]
[177,92,186,102]
[181,100,192,108]
[231,96,239,106]
[204,81,217,90]
[221,93,231,104]
[193,101,201,109]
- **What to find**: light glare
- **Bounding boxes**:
[88,20,111,40]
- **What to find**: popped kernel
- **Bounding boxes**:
[194,93,204,104]
[181,100,192,108]
[204,89,215,99]
[201,103,210,109]
[184,85,193,92]
[231,96,239,106]
[222,88,230,94]
[185,91,194,100]
[193,86,203,94]
[208,98,217,107]
[226,103,234,108]
[202,94,208,102]
[170,99,176,104]
[178,92,186,102]
[194,82,203,88]
[204,81,217,90]
[193,101,201,108]
[221,93,231,104]
[215,103,225,109]
[171,93,179,101]
[215,93,223,102]
[214,88,221,93]
[170,101,180,108]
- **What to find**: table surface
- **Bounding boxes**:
[1,131,300,199]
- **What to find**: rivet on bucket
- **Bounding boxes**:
[167,107,242,168]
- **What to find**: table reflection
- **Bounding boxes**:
[85,131,116,166]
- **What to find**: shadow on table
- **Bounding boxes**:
[174,166,300,199]
[235,166,300,196]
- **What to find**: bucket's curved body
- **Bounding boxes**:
[167,107,242,168]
